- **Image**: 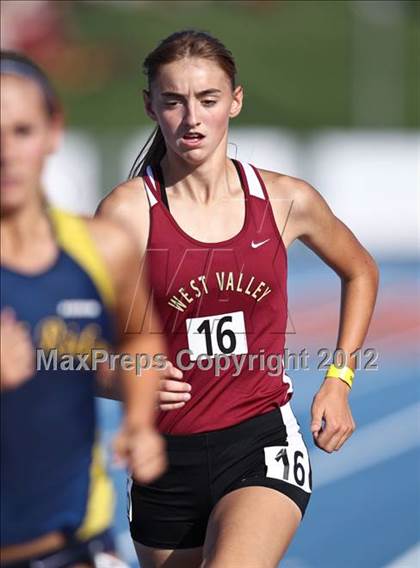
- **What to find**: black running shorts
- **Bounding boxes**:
[129,403,312,549]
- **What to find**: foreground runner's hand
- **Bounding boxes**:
[159,360,192,411]
[310,377,356,453]
[0,308,35,391]
[114,425,167,484]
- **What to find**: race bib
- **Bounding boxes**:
[264,434,312,493]
[186,310,248,361]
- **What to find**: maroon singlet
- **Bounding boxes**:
[143,160,293,434]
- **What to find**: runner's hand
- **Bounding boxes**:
[114,425,167,484]
[0,308,34,391]
[310,377,356,453]
[159,360,191,411]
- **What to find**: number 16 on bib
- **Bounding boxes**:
[186,310,249,361]
[264,438,312,494]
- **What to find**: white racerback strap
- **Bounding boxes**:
[144,166,158,207]
[241,162,266,200]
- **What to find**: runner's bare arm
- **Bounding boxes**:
[264,171,379,367]
[88,218,167,424]
[88,217,168,482]
[95,180,150,256]
[264,171,379,453]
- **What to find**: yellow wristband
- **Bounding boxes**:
[325,364,354,389]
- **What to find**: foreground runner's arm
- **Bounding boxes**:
[89,217,168,483]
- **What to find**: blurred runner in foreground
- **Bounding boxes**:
[0,50,167,568]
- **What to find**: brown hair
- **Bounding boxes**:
[0,50,61,118]
[129,29,237,178]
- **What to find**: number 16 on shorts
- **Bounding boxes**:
[186,310,248,361]
[264,438,312,494]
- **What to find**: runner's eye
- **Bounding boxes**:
[15,124,33,137]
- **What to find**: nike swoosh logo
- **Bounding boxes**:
[251,239,270,249]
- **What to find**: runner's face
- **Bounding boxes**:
[0,74,61,214]
[145,57,242,165]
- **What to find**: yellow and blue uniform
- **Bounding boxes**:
[0,209,115,547]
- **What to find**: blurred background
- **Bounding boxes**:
[2,1,419,566]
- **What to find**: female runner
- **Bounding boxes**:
[0,51,167,567]
[97,30,379,568]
